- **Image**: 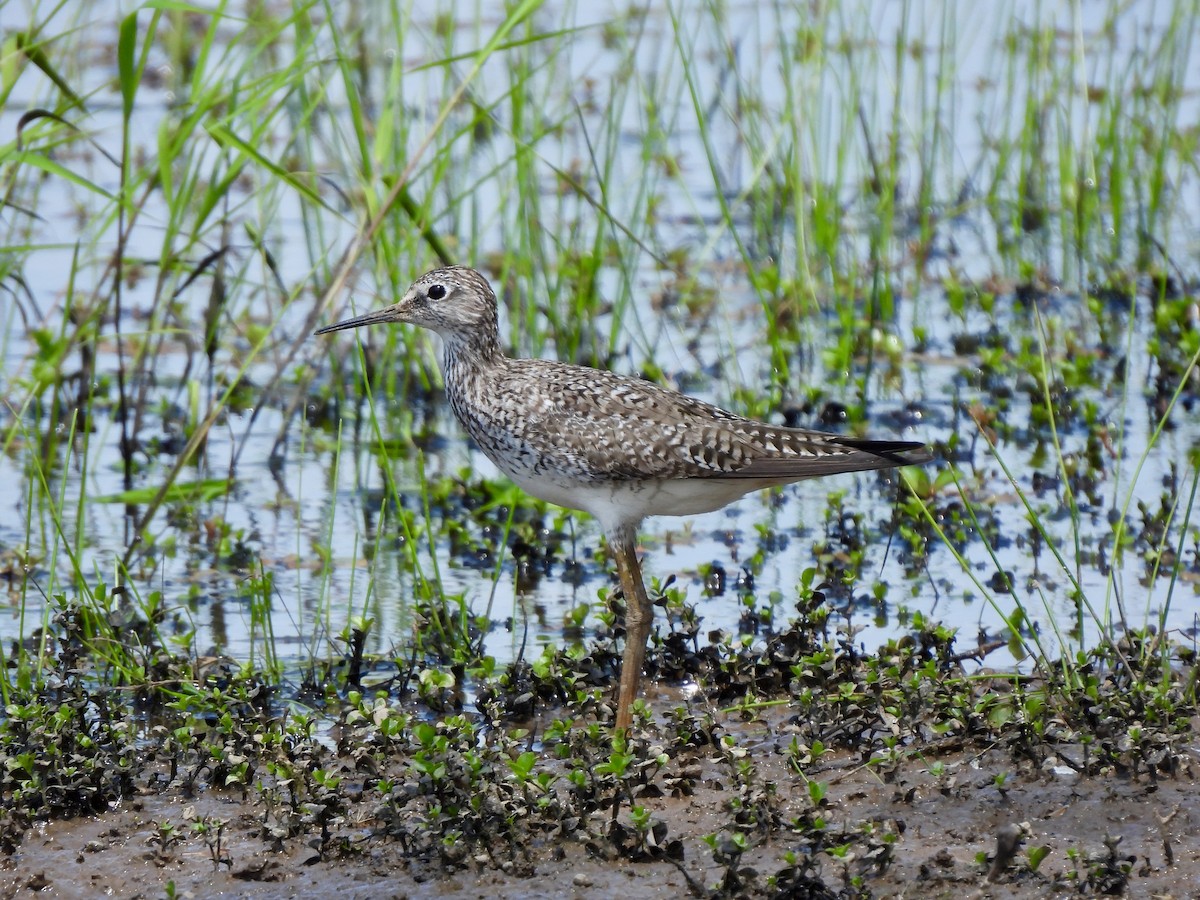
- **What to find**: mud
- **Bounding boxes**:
[5,701,1197,899]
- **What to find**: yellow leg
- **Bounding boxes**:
[612,524,653,732]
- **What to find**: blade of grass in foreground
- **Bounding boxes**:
[93,479,235,505]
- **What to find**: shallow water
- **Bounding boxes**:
[1,0,1197,682]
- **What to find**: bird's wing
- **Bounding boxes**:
[502,362,929,483]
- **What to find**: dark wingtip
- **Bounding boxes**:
[841,438,934,466]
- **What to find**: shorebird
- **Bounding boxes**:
[317,266,931,731]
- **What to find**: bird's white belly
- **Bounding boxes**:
[504,468,767,535]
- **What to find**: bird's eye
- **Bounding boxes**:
[427,283,447,301]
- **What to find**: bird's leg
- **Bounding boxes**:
[611,523,653,732]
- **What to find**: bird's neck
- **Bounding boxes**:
[440,327,506,390]
[440,329,510,445]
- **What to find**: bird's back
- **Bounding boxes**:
[447,355,930,491]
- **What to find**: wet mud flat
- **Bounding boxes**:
[2,667,1196,900]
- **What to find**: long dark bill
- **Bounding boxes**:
[314,306,397,335]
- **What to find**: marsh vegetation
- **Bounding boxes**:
[0,1,1197,896]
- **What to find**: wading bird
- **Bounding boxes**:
[318,267,930,730]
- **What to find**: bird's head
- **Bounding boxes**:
[316,266,499,343]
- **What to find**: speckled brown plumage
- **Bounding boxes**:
[317,265,933,730]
